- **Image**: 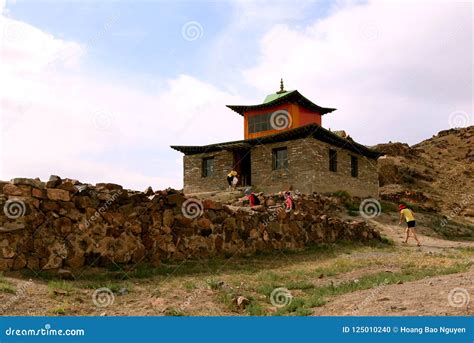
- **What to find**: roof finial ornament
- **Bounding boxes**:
[276,78,285,94]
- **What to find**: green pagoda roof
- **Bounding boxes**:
[226,89,336,116]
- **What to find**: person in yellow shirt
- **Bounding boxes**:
[227,170,237,190]
[399,204,421,246]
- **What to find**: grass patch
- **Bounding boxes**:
[380,201,398,213]
[428,217,474,241]
[0,273,15,294]
[164,307,185,316]
[49,305,68,315]
[48,280,74,296]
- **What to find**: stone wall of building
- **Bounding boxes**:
[0,177,381,272]
[183,150,234,194]
[251,138,379,197]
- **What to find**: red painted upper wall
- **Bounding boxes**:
[244,102,322,140]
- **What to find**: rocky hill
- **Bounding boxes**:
[375,125,473,224]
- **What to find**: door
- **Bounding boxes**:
[233,150,251,187]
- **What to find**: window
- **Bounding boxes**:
[351,156,359,177]
[202,157,214,177]
[248,113,272,134]
[272,147,288,170]
[329,149,337,172]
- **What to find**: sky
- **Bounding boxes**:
[0,0,472,191]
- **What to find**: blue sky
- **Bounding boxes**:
[1,0,471,190]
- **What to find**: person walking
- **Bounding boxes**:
[399,204,421,247]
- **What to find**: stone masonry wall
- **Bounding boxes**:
[183,150,234,194]
[252,138,379,197]
[0,176,381,271]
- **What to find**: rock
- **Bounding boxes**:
[202,199,222,210]
[54,289,69,296]
[46,175,62,188]
[57,182,77,193]
[144,186,154,195]
[1,246,16,258]
[117,287,128,296]
[31,188,47,199]
[95,183,123,191]
[162,209,174,227]
[0,258,13,271]
[58,268,74,280]
[396,280,403,285]
[3,184,23,196]
[234,295,250,309]
[167,193,185,206]
[47,189,71,202]
[196,218,212,230]
[11,178,43,188]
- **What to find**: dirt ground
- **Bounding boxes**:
[0,216,472,316]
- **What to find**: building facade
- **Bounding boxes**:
[171,81,382,197]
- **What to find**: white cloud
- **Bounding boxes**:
[242,0,472,145]
[0,12,244,190]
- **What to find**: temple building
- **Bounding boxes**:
[171,80,382,197]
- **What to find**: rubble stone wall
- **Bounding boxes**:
[0,177,381,271]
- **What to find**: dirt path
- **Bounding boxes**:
[311,267,473,316]
[369,218,474,250]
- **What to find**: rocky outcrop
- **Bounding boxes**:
[0,176,381,271]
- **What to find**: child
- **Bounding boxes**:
[398,204,421,247]
[284,191,294,213]
[245,188,260,207]
[231,175,239,190]
[227,170,237,190]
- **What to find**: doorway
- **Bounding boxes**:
[233,149,251,187]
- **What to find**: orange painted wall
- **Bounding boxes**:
[244,103,322,139]
[298,106,322,127]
